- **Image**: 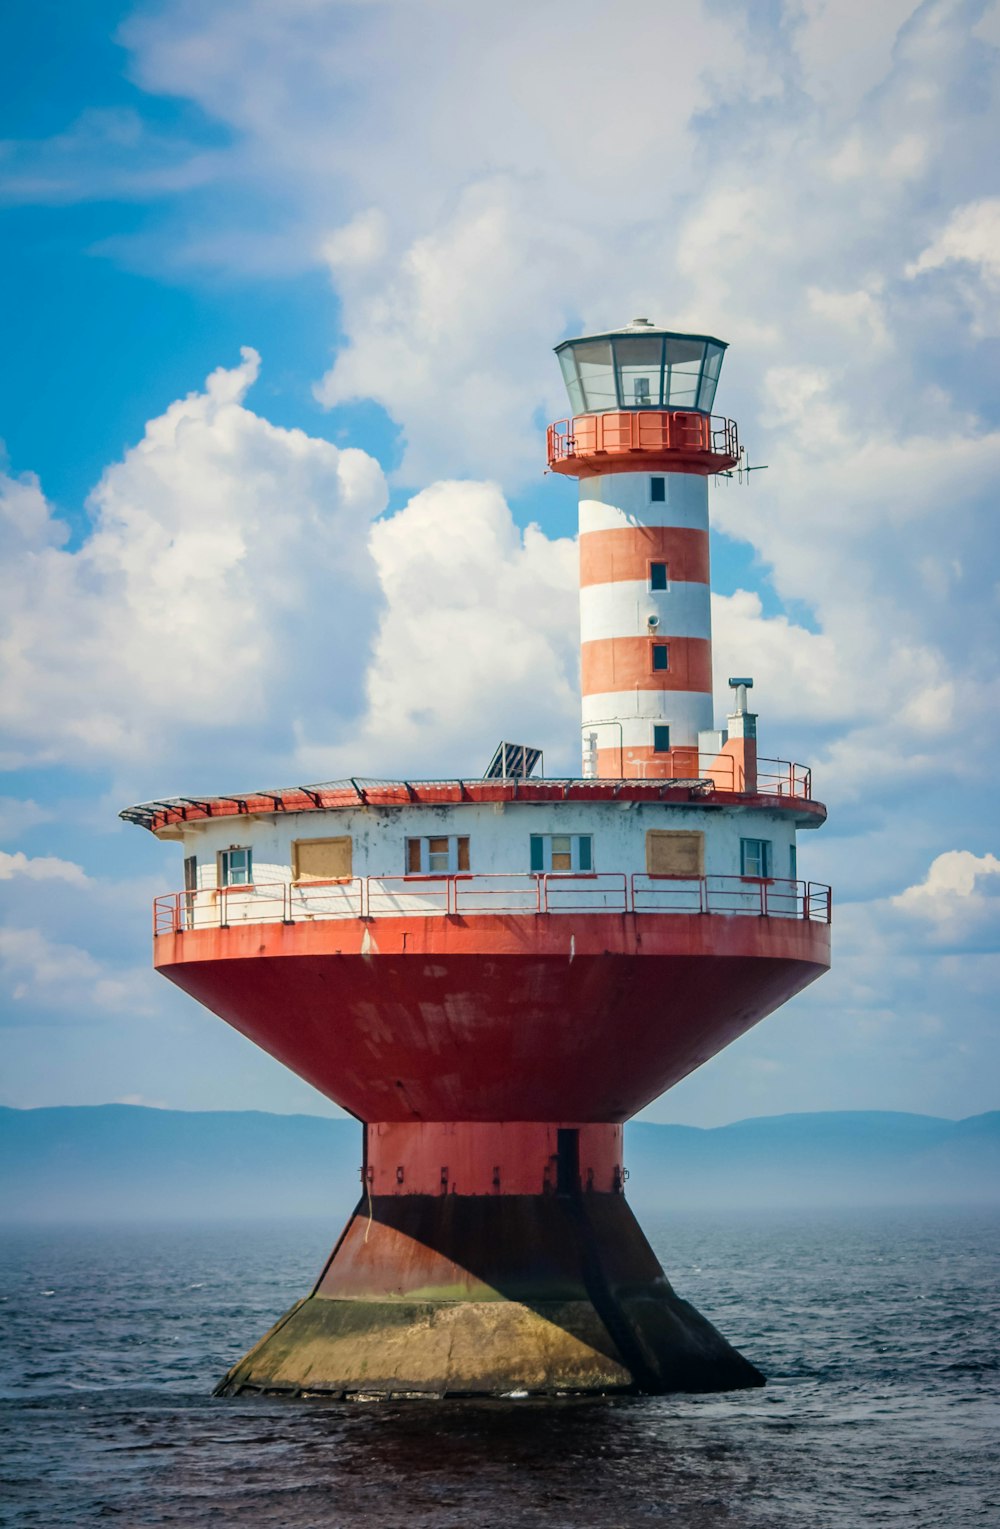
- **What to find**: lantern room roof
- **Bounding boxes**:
[554,318,728,352]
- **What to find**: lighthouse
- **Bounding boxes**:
[123,321,831,1397]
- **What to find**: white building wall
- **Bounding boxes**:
[171,799,801,890]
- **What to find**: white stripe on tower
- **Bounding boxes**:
[579,470,714,779]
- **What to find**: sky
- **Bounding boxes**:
[1,0,998,1127]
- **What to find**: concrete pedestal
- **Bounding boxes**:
[215,1192,763,1398]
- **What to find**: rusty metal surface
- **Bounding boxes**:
[155,913,829,1121]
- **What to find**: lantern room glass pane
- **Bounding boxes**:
[558,349,585,414]
[663,338,706,410]
[697,343,724,412]
[613,335,663,408]
[572,339,617,411]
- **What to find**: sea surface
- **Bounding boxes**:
[0,1207,997,1528]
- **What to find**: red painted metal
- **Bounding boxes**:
[579,526,711,587]
[547,411,739,478]
[364,1121,623,1196]
[153,911,830,1122]
[123,773,823,835]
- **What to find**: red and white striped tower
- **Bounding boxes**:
[548,320,739,781]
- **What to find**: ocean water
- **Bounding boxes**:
[0,1208,997,1528]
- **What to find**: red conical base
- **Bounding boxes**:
[215,1124,763,1398]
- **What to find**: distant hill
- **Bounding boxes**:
[1,1105,998,1222]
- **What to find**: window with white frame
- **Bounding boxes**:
[530,834,593,873]
[406,835,470,874]
[740,838,772,878]
[219,846,253,887]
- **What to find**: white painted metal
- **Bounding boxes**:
[579,471,709,535]
[579,580,711,641]
[581,689,714,740]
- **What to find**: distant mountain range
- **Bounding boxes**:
[2,1105,998,1222]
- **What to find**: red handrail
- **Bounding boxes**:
[155,872,832,935]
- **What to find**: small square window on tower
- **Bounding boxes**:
[650,476,666,503]
[651,642,670,672]
[649,561,668,591]
[653,725,671,753]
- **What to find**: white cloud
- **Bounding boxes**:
[905,196,1000,335]
[0,852,88,885]
[300,480,580,778]
[314,177,601,485]
[0,927,152,1020]
[0,799,51,841]
[906,196,1000,283]
[0,349,388,782]
[892,850,1000,946]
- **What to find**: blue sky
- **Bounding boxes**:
[1,0,998,1125]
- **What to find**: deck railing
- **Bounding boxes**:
[154,874,832,935]
[547,411,739,467]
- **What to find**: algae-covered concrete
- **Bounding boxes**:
[215,1193,763,1398]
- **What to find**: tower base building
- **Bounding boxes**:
[124,323,831,1397]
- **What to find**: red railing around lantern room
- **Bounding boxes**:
[547,411,739,470]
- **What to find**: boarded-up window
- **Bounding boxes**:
[407,837,422,873]
[646,830,704,877]
[293,837,352,882]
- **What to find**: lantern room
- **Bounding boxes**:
[555,319,727,415]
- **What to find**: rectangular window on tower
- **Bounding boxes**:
[649,561,668,591]
[219,847,252,887]
[653,725,671,753]
[789,843,797,881]
[405,836,471,875]
[529,834,593,873]
[651,642,670,672]
[650,476,666,503]
[740,838,773,879]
